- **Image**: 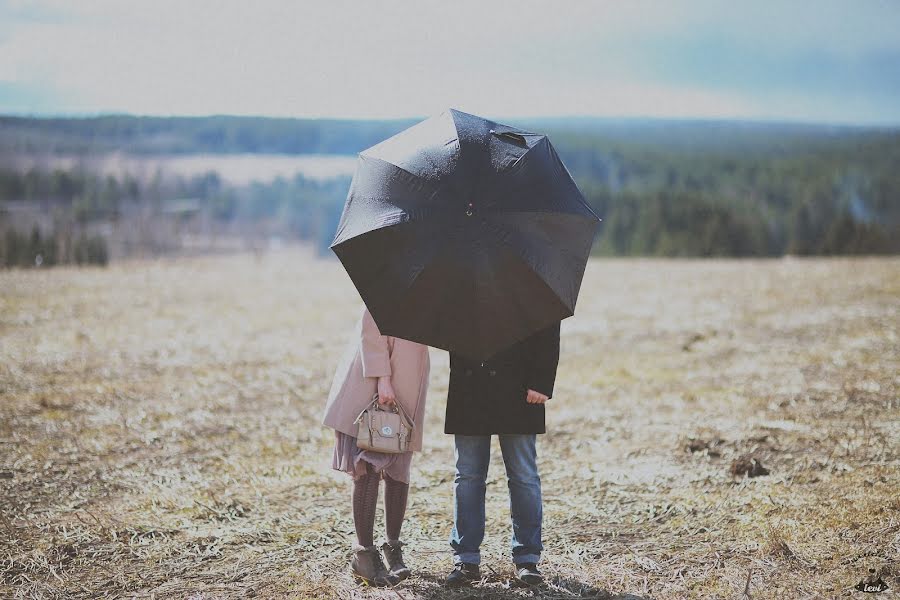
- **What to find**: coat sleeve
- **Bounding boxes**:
[359,309,392,378]
[525,321,560,398]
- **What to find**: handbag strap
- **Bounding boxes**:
[353,397,378,424]
[353,393,414,430]
[390,394,414,430]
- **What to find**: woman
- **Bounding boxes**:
[322,306,430,587]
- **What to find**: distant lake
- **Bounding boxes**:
[10,153,359,184]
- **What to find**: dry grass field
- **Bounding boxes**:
[1,248,898,599]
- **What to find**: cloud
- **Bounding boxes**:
[0,0,898,123]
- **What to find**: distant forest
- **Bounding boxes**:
[1,114,898,266]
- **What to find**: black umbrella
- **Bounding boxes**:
[331,109,600,360]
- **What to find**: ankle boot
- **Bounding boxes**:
[381,540,411,581]
[350,544,398,587]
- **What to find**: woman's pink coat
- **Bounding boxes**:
[322,308,431,452]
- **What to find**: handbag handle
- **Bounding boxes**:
[353,393,414,431]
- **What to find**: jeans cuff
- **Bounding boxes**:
[513,553,541,565]
[454,551,481,565]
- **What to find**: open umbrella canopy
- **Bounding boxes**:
[331,108,600,360]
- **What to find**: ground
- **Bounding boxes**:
[1,248,898,600]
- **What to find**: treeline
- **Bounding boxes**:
[0,115,415,155]
[0,164,351,267]
[0,167,141,223]
[2,227,108,267]
[587,190,894,256]
[0,166,219,222]
[1,115,898,261]
[552,125,900,256]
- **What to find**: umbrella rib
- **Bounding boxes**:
[483,212,590,269]
[475,228,573,347]
[480,218,579,317]
[548,143,602,222]
[358,153,427,188]
[354,153,470,226]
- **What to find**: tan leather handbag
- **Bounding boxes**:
[353,393,414,454]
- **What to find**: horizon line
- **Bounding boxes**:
[2,110,899,130]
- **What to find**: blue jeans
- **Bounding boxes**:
[450,434,543,565]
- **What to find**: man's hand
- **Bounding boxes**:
[526,389,549,404]
[377,376,397,406]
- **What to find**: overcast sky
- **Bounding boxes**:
[0,0,898,124]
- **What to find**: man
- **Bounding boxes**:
[443,320,561,587]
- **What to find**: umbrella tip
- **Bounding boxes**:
[490,129,528,147]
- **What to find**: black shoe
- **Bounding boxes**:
[515,562,543,586]
[446,562,480,587]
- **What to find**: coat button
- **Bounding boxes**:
[489,370,496,376]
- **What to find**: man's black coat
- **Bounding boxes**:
[444,321,560,435]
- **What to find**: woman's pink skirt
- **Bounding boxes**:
[332,430,414,484]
